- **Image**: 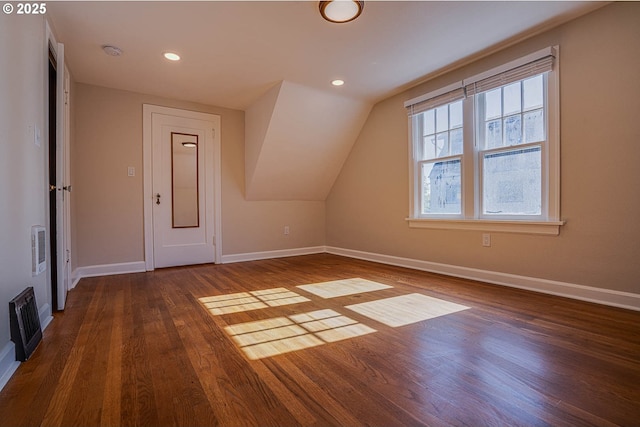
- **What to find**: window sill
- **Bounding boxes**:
[406,218,565,236]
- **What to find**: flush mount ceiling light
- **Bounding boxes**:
[102,45,122,57]
[182,142,197,148]
[319,0,364,23]
[331,79,345,86]
[163,52,181,61]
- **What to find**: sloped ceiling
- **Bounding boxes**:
[46,1,605,201]
[47,1,603,110]
[246,81,371,200]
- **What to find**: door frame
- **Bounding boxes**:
[142,104,222,270]
[46,21,70,310]
[62,65,72,294]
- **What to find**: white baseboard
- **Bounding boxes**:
[0,301,56,393]
[0,341,20,392]
[72,261,147,284]
[66,249,640,311]
[70,275,81,289]
[221,246,326,264]
[39,302,54,331]
[2,245,635,393]
[326,246,640,311]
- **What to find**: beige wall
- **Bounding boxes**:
[73,84,325,267]
[0,14,50,346]
[326,2,640,294]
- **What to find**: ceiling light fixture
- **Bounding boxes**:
[182,142,197,148]
[163,52,181,61]
[331,79,345,86]
[319,0,364,23]
[102,45,123,57]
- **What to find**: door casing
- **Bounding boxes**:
[46,21,70,310]
[142,105,222,270]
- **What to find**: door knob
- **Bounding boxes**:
[155,193,161,205]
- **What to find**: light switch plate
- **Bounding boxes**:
[34,125,41,147]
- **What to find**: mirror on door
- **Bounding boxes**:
[171,132,199,228]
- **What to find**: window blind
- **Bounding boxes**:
[465,54,554,96]
[404,47,556,115]
[405,82,464,117]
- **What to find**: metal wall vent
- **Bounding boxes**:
[9,287,43,361]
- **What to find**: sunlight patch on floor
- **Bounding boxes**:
[346,293,470,327]
[199,288,310,315]
[224,309,377,360]
[297,278,392,299]
[203,284,471,359]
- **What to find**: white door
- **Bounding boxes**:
[149,110,220,268]
[48,23,70,310]
[60,65,72,299]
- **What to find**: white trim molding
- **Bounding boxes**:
[221,246,326,264]
[406,218,565,235]
[39,303,54,332]
[72,261,147,284]
[0,342,20,392]
[66,248,639,312]
[326,246,640,311]
[1,302,55,393]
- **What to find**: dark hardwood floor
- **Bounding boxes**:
[1,254,638,426]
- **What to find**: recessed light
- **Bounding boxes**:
[163,52,181,61]
[332,79,345,86]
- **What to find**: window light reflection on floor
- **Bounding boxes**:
[346,293,470,327]
[201,282,471,360]
[297,277,392,299]
[199,287,310,315]
[224,309,377,360]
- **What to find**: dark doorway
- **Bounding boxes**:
[48,45,58,311]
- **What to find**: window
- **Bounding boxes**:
[406,47,563,235]
[418,100,463,215]
[477,75,545,216]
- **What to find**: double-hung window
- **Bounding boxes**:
[406,47,563,235]
[412,85,465,216]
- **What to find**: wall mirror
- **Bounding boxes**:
[171,132,199,228]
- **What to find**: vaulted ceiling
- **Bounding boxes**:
[47,1,604,200]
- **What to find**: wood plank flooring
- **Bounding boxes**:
[1,254,639,426]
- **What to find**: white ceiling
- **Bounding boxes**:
[48,1,605,201]
[47,1,604,111]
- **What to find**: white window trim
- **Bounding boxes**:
[406,46,564,235]
[406,218,564,236]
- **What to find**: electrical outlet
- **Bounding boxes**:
[284,226,290,235]
[482,233,491,247]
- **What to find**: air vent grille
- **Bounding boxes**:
[9,287,43,361]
